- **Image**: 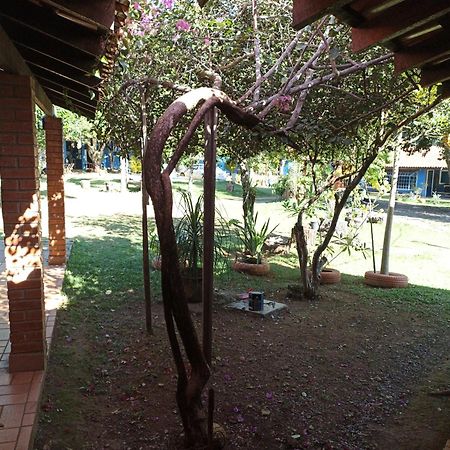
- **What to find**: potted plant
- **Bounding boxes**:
[232,212,277,276]
[174,191,233,302]
[175,191,204,302]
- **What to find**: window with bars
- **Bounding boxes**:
[386,171,417,191]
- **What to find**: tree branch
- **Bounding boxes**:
[238,31,303,103]
[120,76,192,95]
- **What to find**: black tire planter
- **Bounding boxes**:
[232,260,270,276]
[364,271,408,288]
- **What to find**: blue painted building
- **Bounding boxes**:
[63,141,121,171]
[101,144,121,171]
[63,141,88,170]
[386,147,449,197]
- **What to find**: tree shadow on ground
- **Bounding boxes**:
[376,200,450,223]
[64,215,161,309]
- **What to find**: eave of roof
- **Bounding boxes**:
[386,147,447,169]
[292,0,450,97]
[0,0,129,118]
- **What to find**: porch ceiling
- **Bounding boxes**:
[293,0,450,98]
[0,0,129,118]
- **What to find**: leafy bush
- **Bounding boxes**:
[234,212,277,264]
[129,155,142,174]
[174,190,234,273]
[272,175,291,198]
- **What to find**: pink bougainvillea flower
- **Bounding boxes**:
[175,19,191,32]
[275,95,292,113]
[204,37,211,46]
[133,2,141,10]
[141,13,152,25]
[130,26,145,36]
[162,0,175,8]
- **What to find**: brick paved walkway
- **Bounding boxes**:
[0,241,68,450]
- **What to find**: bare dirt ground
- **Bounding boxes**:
[33,181,450,449]
[35,282,450,450]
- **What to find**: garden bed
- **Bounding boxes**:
[35,269,450,450]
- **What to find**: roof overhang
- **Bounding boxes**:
[293,0,450,98]
[0,0,129,118]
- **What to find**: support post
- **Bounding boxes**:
[202,107,217,366]
[140,91,152,334]
[0,73,46,371]
[44,116,66,265]
[380,145,400,274]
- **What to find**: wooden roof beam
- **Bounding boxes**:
[31,68,100,100]
[440,81,450,100]
[21,49,102,89]
[420,62,450,87]
[43,85,97,111]
[351,0,450,52]
[394,33,450,73]
[42,84,97,117]
[33,0,115,32]
[47,92,96,118]
[12,37,99,74]
[292,0,354,30]
[0,5,105,57]
[37,78,99,104]
[0,24,53,115]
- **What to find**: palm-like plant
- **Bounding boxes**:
[175,191,204,271]
[235,212,277,264]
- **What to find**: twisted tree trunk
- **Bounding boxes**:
[293,213,320,299]
[144,88,259,447]
[295,150,379,300]
[240,162,256,234]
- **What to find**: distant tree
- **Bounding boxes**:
[402,98,450,176]
[55,107,101,170]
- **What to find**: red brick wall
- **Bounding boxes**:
[44,117,66,265]
[0,73,46,372]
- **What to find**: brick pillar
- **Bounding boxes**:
[0,73,46,372]
[44,117,66,265]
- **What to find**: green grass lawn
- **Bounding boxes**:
[60,171,450,301]
[35,174,450,293]
[330,218,450,290]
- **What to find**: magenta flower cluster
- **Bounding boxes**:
[175,19,191,32]
[275,95,293,112]
[133,0,174,10]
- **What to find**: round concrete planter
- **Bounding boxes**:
[364,271,408,288]
[232,260,270,276]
